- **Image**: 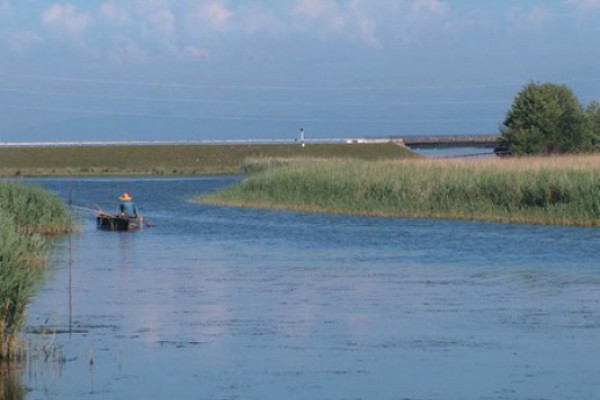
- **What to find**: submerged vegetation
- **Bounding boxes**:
[0,183,73,361]
[200,155,600,227]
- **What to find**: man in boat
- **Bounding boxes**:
[118,192,138,218]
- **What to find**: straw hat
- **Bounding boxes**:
[119,193,133,201]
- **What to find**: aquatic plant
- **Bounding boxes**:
[0,213,45,361]
[200,155,600,227]
[0,361,26,400]
[0,183,72,361]
[0,183,73,236]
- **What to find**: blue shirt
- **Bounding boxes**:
[119,201,137,217]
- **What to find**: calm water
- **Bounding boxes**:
[17,177,600,400]
[414,147,494,158]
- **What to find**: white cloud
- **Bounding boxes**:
[290,0,453,48]
[106,36,150,65]
[42,4,92,36]
[114,1,178,40]
[100,2,129,24]
[443,9,490,34]
[294,0,339,20]
[204,2,233,31]
[16,1,467,65]
[564,0,600,9]
[293,0,385,47]
[509,7,552,29]
[412,0,448,15]
[4,30,44,53]
[348,1,380,47]
[294,0,346,30]
[181,45,210,61]
[148,8,176,36]
[238,6,286,35]
[98,2,209,64]
[356,17,379,48]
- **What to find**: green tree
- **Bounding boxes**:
[497,82,592,155]
[585,101,600,148]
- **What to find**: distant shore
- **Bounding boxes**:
[0,142,417,177]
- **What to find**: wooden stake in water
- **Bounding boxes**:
[68,185,73,335]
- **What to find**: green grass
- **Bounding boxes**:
[0,183,73,361]
[0,214,43,361]
[198,155,600,227]
[0,142,416,177]
[0,184,73,236]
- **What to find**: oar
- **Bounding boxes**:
[140,215,154,228]
[96,205,106,216]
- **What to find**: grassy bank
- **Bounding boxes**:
[0,142,415,177]
[199,155,600,227]
[0,183,73,361]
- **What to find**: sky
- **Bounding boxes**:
[0,0,599,142]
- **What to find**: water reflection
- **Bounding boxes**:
[19,177,600,400]
[0,362,25,400]
[414,146,494,157]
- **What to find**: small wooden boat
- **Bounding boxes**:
[97,212,144,231]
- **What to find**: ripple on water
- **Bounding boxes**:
[19,177,600,400]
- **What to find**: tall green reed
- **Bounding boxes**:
[201,157,600,226]
[0,183,72,236]
[0,183,72,361]
[0,213,44,360]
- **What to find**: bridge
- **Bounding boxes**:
[399,135,500,149]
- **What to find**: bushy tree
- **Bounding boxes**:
[497,82,593,155]
[585,101,600,148]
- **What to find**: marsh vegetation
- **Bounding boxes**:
[200,155,600,227]
[0,143,416,177]
[0,183,72,361]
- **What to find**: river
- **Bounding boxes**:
[18,177,600,400]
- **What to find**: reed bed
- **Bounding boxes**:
[0,183,73,361]
[200,155,600,227]
[0,183,73,236]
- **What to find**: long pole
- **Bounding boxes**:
[68,185,73,335]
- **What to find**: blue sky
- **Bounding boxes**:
[0,0,599,141]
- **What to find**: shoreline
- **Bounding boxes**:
[200,198,596,228]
